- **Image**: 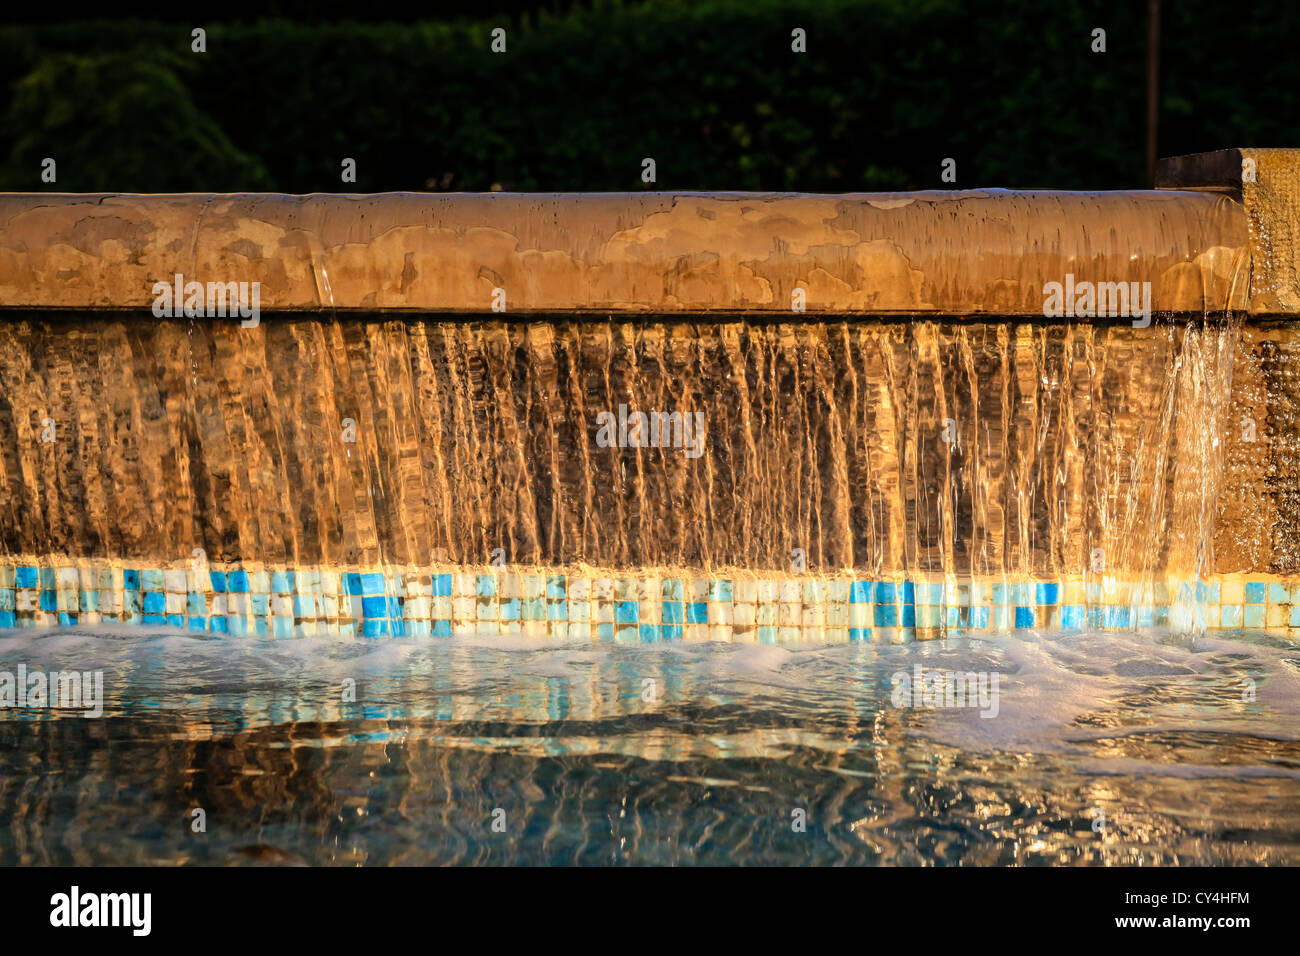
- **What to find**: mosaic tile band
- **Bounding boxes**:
[1,562,1298,641]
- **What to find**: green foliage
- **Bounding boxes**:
[0,0,1294,193]
[2,50,271,191]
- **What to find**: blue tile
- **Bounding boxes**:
[188,616,207,632]
[270,571,293,593]
[969,606,990,629]
[1060,605,1085,627]
[361,573,385,595]
[500,598,521,620]
[546,576,566,599]
[1269,582,1290,604]
[596,622,614,640]
[361,596,387,617]
[1244,605,1266,628]
[901,581,915,604]
[1014,606,1035,628]
[81,590,100,611]
[992,583,1009,605]
[1101,606,1131,628]
[874,604,898,626]
[143,614,167,626]
[916,582,944,604]
[850,581,870,603]
[615,601,639,623]
[433,620,452,637]
[1036,582,1059,605]
[1244,582,1266,605]
[186,593,206,615]
[209,617,228,634]
[873,582,896,604]
[433,574,453,597]
[209,571,227,593]
[1011,583,1032,605]
[0,611,13,628]
[849,627,872,641]
[166,614,184,628]
[661,624,682,640]
[362,618,389,637]
[708,580,733,602]
[227,570,249,593]
[662,601,684,623]
[639,625,660,642]
[58,612,76,626]
[900,604,915,627]
[476,575,498,597]
[251,594,269,615]
[547,599,567,620]
[345,573,363,595]
[39,568,55,589]
[15,566,37,588]
[687,602,708,623]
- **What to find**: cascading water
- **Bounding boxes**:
[0,310,1253,636]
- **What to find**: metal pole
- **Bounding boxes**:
[1145,0,1161,186]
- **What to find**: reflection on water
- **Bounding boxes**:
[2,627,1299,865]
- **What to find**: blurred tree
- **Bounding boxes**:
[2,51,272,191]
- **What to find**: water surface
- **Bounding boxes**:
[2,626,1298,865]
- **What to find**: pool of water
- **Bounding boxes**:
[2,627,1299,865]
